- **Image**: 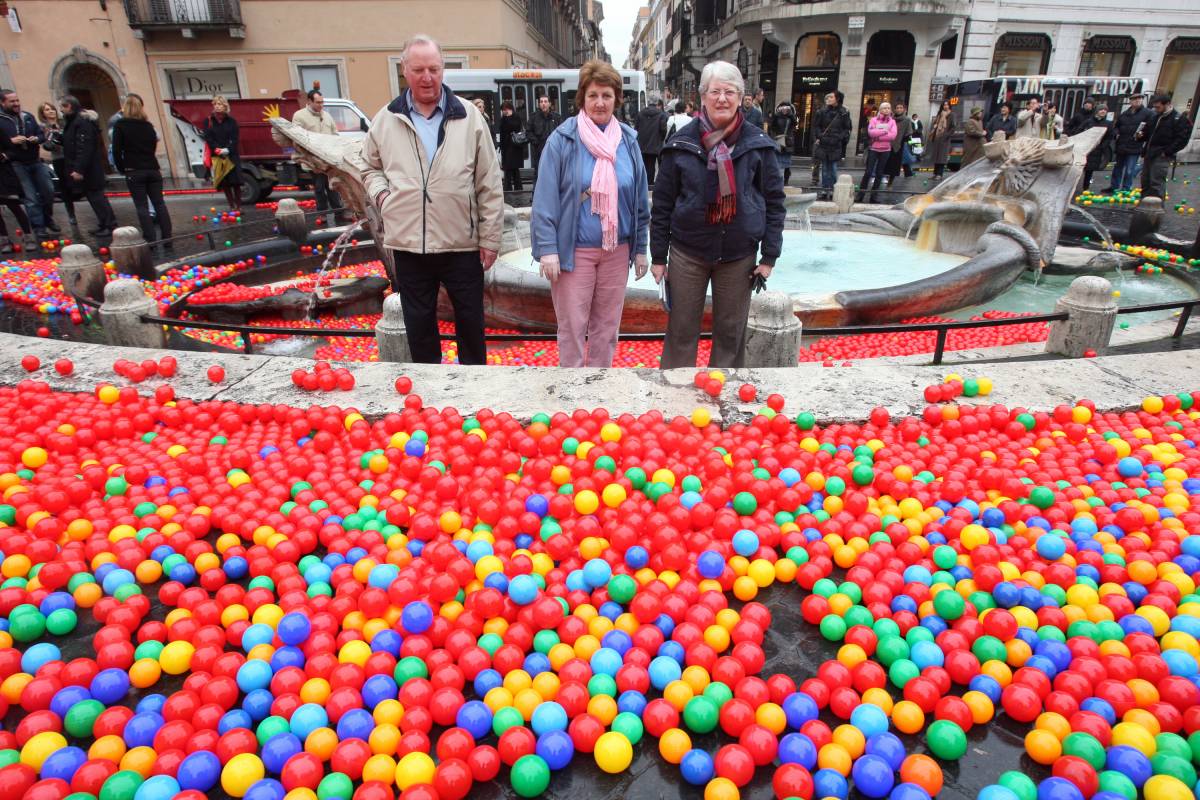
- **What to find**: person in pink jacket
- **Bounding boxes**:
[856,101,896,203]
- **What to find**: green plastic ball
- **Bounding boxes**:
[682,695,719,733]
[926,719,968,760]
[510,754,551,798]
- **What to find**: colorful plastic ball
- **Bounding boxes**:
[509,754,550,797]
[925,720,967,761]
[1037,776,1085,800]
[852,754,896,798]
[177,751,221,792]
[594,732,633,774]
[681,749,715,785]
[21,731,68,771]
[220,753,265,797]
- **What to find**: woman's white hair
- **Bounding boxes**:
[699,61,745,97]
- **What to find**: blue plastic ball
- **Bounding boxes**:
[851,754,896,798]
[680,749,715,785]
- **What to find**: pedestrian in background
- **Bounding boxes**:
[1139,92,1191,199]
[741,92,764,131]
[665,100,692,141]
[986,102,1017,141]
[360,34,504,365]
[1015,97,1042,139]
[768,101,796,186]
[651,60,785,370]
[531,59,650,368]
[885,101,914,184]
[1039,102,1063,140]
[292,90,346,224]
[498,100,527,192]
[35,101,76,227]
[811,91,850,195]
[1066,97,1096,136]
[1080,103,1112,191]
[1109,93,1151,193]
[60,95,118,237]
[529,95,562,180]
[636,99,667,184]
[111,93,173,244]
[203,95,242,213]
[0,124,33,253]
[928,100,954,179]
[0,89,59,238]
[962,107,986,166]
[856,101,896,202]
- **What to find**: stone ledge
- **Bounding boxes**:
[0,332,1194,425]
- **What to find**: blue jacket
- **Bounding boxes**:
[531,116,650,272]
[651,117,785,266]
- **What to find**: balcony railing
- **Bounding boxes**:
[124,0,243,29]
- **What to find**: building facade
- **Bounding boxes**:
[664,0,1200,159]
[0,0,605,178]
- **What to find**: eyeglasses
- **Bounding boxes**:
[705,89,740,100]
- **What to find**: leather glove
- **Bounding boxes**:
[539,254,560,284]
[634,254,648,280]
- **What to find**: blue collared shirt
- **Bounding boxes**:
[407,89,446,168]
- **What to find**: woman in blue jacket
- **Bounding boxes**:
[650,60,786,370]
[531,60,650,368]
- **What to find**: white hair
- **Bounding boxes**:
[699,61,745,97]
[401,34,443,65]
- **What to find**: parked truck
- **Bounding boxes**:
[166,89,371,204]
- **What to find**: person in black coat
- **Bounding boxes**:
[0,126,32,252]
[203,95,242,212]
[1065,98,1096,137]
[635,101,668,183]
[1080,104,1113,191]
[1108,94,1153,193]
[498,100,527,192]
[1140,93,1193,199]
[986,103,1017,141]
[811,91,851,193]
[111,93,172,245]
[59,95,117,236]
[528,95,562,178]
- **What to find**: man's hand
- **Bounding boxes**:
[69,171,83,182]
[651,263,667,284]
[634,254,648,280]
[480,248,497,271]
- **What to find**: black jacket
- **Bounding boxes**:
[651,118,785,266]
[111,117,161,173]
[636,107,667,155]
[203,114,241,165]
[812,105,851,160]
[768,107,796,149]
[62,110,107,191]
[1081,116,1113,171]
[529,110,562,151]
[986,113,1017,140]
[1144,109,1192,160]
[498,113,527,170]
[0,110,45,165]
[0,129,23,198]
[1113,106,1153,155]
[1065,107,1095,137]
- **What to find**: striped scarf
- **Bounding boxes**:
[699,108,743,225]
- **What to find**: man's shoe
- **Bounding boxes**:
[45,220,61,234]
[90,228,113,237]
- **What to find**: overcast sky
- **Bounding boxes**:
[600,0,644,66]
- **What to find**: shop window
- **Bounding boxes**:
[991,33,1052,76]
[1079,36,1134,77]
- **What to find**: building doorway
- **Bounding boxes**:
[859,31,914,154]
[1159,37,1200,125]
[791,33,841,156]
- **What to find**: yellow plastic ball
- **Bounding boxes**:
[221,753,266,797]
[395,751,437,789]
[704,777,740,800]
[1143,775,1193,800]
[20,731,67,770]
[574,490,600,515]
[20,447,47,469]
[692,407,712,427]
[594,731,634,773]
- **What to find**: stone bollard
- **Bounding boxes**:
[109,226,156,280]
[57,244,107,305]
[500,205,522,255]
[743,291,802,368]
[1128,196,1163,244]
[275,197,309,246]
[374,294,412,362]
[99,278,166,349]
[1045,275,1118,358]
[833,174,855,213]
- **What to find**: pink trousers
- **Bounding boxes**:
[550,243,630,367]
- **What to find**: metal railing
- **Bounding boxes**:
[123,0,242,27]
[1115,297,1199,340]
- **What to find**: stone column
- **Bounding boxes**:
[744,291,802,368]
[1045,276,1118,358]
[375,294,413,363]
[275,198,309,246]
[1128,196,1164,245]
[99,278,166,349]
[833,174,856,213]
[109,227,156,280]
[57,244,107,305]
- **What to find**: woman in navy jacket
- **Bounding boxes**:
[650,60,786,370]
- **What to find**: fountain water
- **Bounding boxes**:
[1067,203,1115,251]
[306,220,367,320]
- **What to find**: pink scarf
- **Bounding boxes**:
[575,111,623,252]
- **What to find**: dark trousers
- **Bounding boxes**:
[1141,155,1169,199]
[312,173,344,218]
[66,175,116,231]
[503,167,523,192]
[642,153,657,185]
[661,247,756,370]
[0,197,30,238]
[391,250,486,365]
[12,161,55,229]
[125,169,172,241]
[1081,169,1096,192]
[51,160,76,222]
[856,150,889,202]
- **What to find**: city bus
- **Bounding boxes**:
[432,68,646,167]
[940,75,1146,168]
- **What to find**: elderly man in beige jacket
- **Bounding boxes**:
[361,34,504,365]
[292,90,346,224]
